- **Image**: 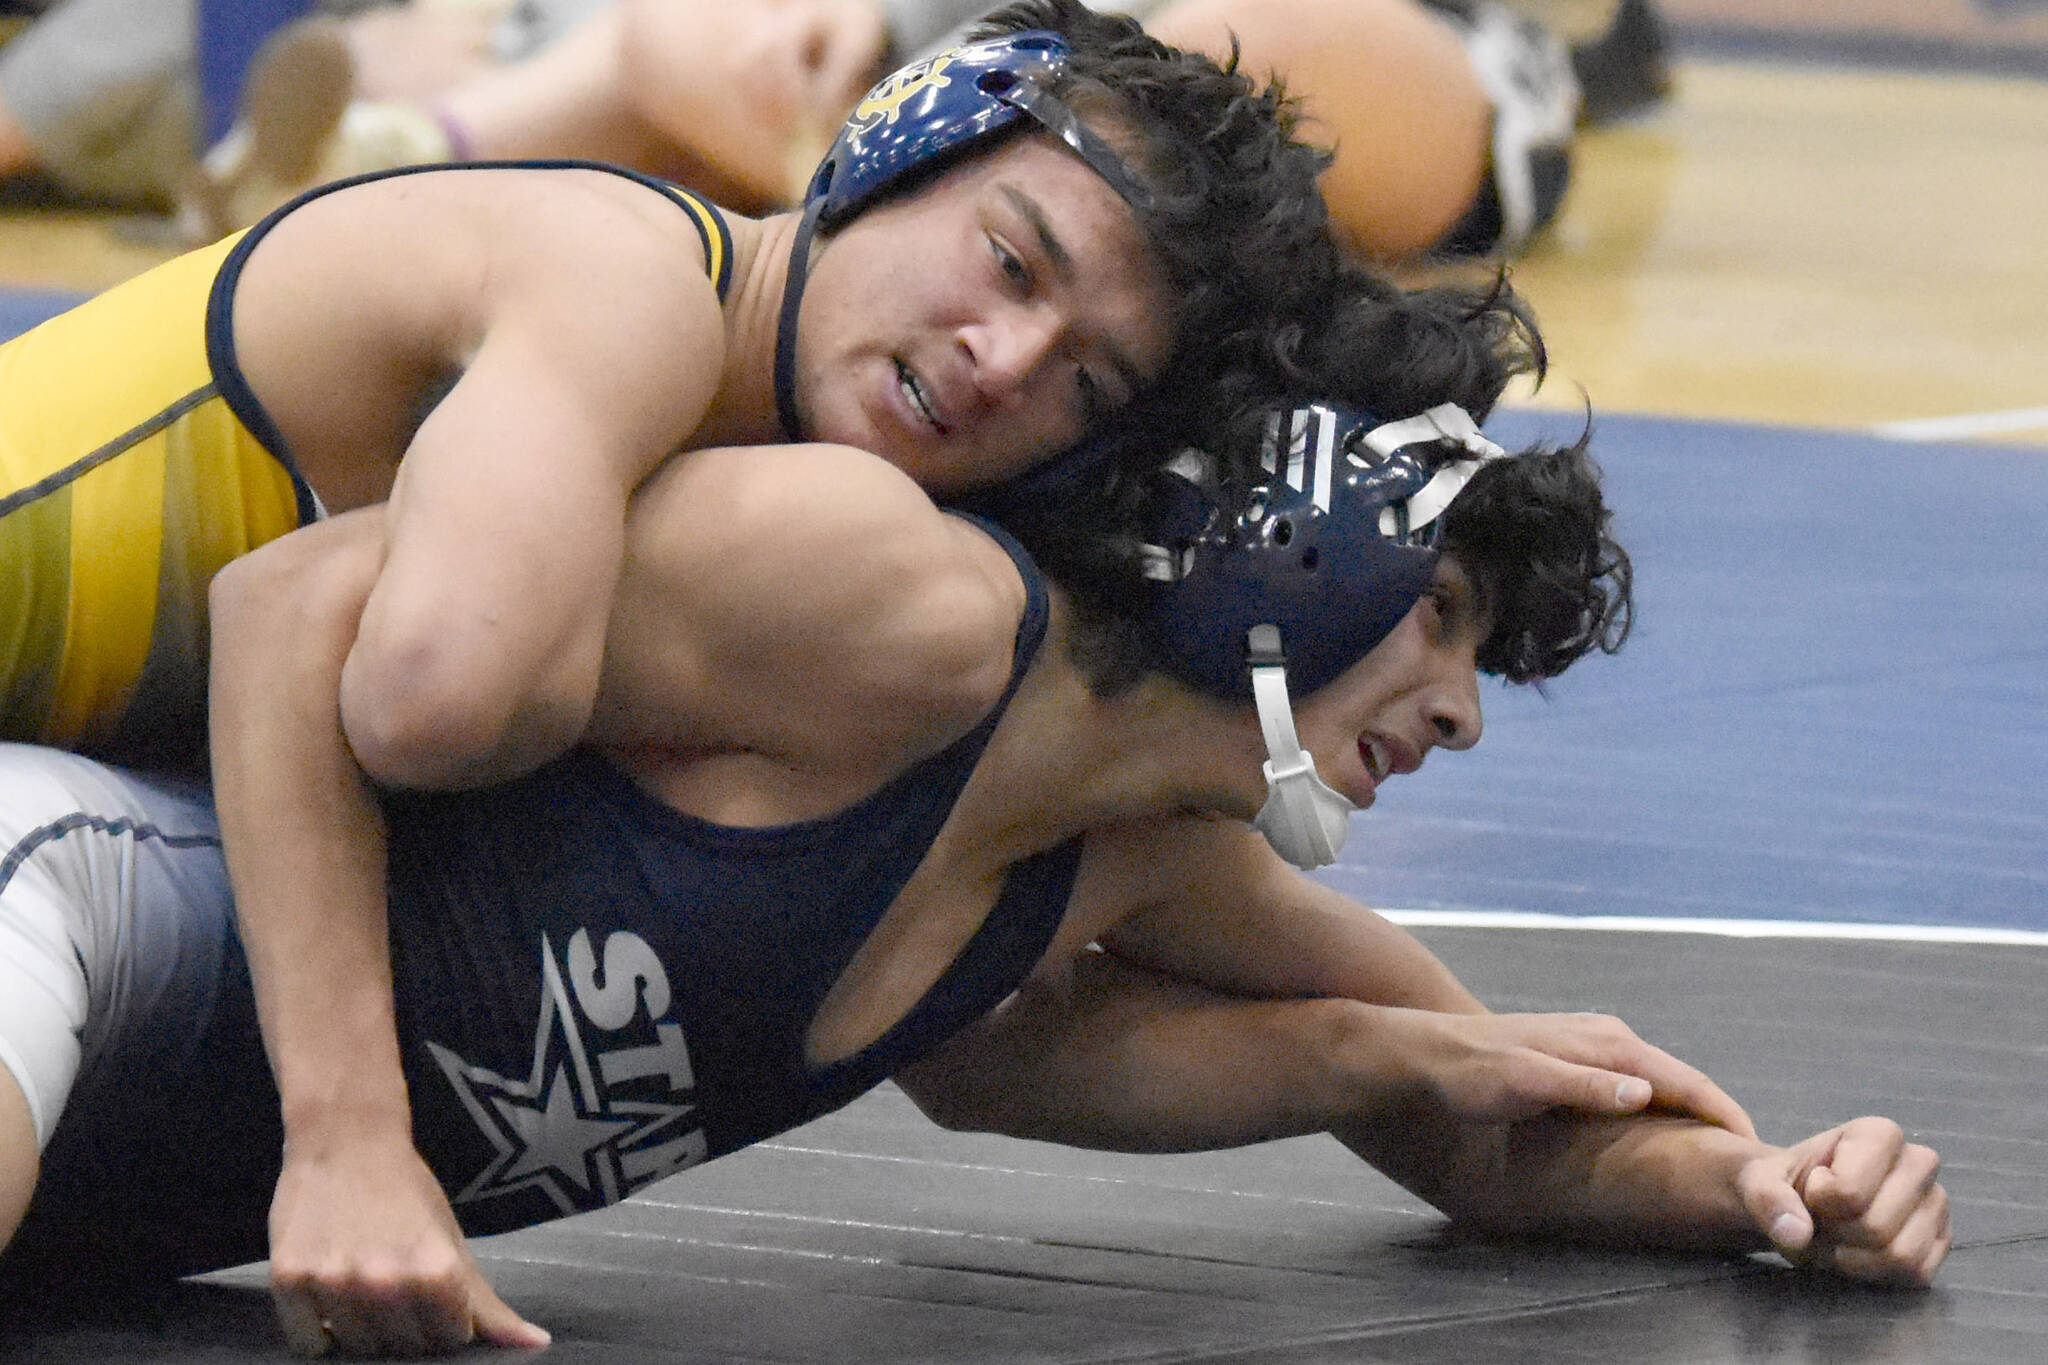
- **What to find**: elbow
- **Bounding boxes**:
[893,1043,1026,1138]
[338,635,589,790]
[208,528,371,674]
[206,549,273,643]
[900,1084,979,1136]
[336,649,493,789]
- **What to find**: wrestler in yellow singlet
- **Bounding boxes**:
[0,163,732,768]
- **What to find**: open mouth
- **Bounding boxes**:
[895,359,947,434]
[1359,737,1389,785]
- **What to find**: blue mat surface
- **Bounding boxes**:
[1330,410,2048,932]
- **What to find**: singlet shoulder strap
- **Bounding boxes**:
[943,511,1052,699]
[636,182,734,301]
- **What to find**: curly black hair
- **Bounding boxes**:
[1000,264,1632,693]
[966,0,1340,427]
[1440,432,1633,684]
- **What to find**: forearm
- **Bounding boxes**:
[208,516,412,1144]
[1339,1106,1768,1255]
[906,951,1748,1156]
[902,955,1370,1151]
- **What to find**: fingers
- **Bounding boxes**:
[1802,1116,1918,1220]
[1639,1057,1755,1140]
[472,1277,554,1351]
[272,1244,549,1356]
[1754,1118,1951,1288]
[1800,1118,1949,1286]
[1490,1048,1659,1121]
[1549,1013,1756,1137]
[1736,1155,1814,1256]
[274,1258,467,1357]
[1825,1189,1952,1288]
[272,1286,333,1357]
[1438,1013,1755,1135]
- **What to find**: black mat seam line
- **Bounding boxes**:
[1055,1268,1767,1365]
[890,1257,1280,1303]
[481,1247,1192,1325]
[487,1235,1360,1306]
[1951,1230,2048,1254]
[1034,1237,1458,1278]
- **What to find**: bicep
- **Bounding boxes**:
[595,444,1021,759]
[342,292,722,786]
[1097,820,1484,1012]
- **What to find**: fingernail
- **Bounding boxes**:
[1616,1078,1651,1107]
[1770,1213,1806,1248]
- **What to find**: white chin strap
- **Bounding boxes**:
[1246,625,1357,870]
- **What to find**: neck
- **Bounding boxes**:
[691,212,802,450]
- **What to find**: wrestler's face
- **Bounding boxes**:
[793,132,1176,495]
[1291,557,1490,812]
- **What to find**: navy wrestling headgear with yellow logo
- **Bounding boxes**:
[774,31,1156,442]
[1138,401,1507,868]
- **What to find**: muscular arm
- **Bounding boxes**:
[230,169,730,791]
[209,511,548,1356]
[899,955,1949,1287]
[1094,816,1484,1012]
[1082,818,1746,1129]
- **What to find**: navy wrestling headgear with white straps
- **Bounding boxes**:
[1139,401,1507,868]
[774,30,1156,447]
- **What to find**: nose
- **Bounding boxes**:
[960,304,1062,401]
[1427,665,1484,752]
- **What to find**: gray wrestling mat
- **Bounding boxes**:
[2,925,2039,1363]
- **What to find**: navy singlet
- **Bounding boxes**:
[379,516,1082,1235]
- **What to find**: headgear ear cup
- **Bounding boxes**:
[1144,402,1504,701]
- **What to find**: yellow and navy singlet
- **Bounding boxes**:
[0,160,732,768]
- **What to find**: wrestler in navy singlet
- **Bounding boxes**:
[4,521,1078,1278]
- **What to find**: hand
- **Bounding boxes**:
[1381,1008,1756,1135]
[1739,1117,1950,1287]
[268,1133,551,1356]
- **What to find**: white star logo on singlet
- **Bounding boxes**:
[428,933,708,1217]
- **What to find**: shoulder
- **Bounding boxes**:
[611,443,1028,760]
[237,166,731,399]
[281,165,728,328]
[739,444,1029,733]
[1065,814,1294,936]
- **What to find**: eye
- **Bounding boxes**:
[990,235,1030,289]
[1423,589,1453,636]
[1075,365,1107,421]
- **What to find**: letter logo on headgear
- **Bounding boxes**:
[848,53,958,136]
